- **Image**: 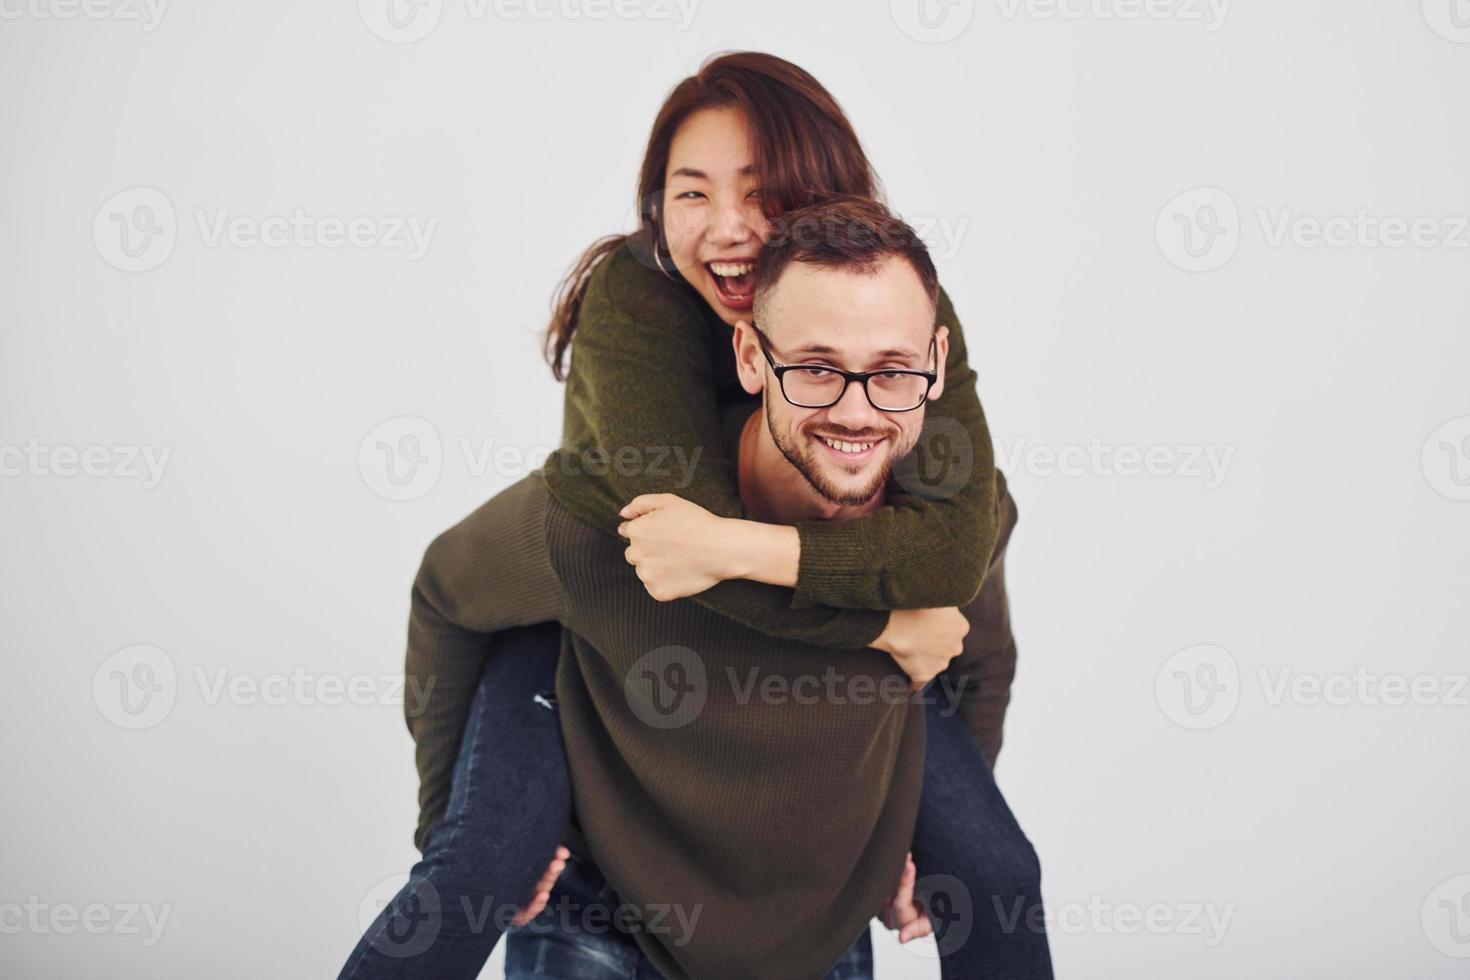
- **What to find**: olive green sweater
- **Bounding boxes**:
[406,459,1019,979]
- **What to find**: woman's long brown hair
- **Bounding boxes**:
[543,51,883,380]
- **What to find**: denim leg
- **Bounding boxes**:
[822,927,873,979]
[910,701,1054,979]
[507,852,875,980]
[504,854,643,980]
[339,622,571,980]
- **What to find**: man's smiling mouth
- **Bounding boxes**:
[814,433,885,459]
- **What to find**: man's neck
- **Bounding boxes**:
[736,407,886,525]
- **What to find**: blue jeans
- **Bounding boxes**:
[910,683,1054,979]
[504,852,874,979]
[339,623,1053,978]
[339,623,573,980]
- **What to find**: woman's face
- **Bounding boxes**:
[661,106,772,326]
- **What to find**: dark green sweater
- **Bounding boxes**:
[406,462,1019,979]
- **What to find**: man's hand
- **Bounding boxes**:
[880,852,933,943]
[618,494,734,601]
[872,607,969,691]
[510,845,571,927]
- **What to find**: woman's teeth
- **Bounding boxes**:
[709,261,754,278]
[821,436,876,455]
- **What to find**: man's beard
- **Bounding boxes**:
[766,398,916,507]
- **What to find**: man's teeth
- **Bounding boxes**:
[821,436,875,454]
[709,261,754,278]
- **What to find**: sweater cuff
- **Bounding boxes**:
[792,520,884,611]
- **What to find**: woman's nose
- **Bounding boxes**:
[710,202,756,246]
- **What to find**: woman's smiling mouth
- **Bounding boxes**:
[706,259,756,309]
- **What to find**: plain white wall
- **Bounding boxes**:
[2,1,1468,976]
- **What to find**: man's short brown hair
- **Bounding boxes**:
[752,196,940,327]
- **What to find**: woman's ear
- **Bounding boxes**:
[732,320,765,396]
[928,325,950,402]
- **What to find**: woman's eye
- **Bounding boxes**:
[746,188,762,199]
[675,191,705,201]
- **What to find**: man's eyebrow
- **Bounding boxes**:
[785,343,925,363]
[668,165,758,180]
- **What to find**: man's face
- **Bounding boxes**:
[735,256,948,507]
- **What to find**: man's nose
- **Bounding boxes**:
[824,377,882,430]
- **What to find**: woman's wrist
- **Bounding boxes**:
[715,518,801,589]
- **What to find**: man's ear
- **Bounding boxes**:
[732,320,765,396]
[928,325,951,402]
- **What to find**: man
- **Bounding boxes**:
[399,199,1050,978]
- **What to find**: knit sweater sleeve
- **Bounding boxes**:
[942,469,1020,768]
[404,473,566,852]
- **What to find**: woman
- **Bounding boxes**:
[340,52,1049,979]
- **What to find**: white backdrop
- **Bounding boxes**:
[2,1,1468,977]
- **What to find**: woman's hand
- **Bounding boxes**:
[510,845,570,927]
[872,607,970,690]
[618,494,804,600]
[618,494,738,601]
[880,852,934,943]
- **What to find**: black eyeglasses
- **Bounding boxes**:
[750,322,938,413]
